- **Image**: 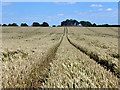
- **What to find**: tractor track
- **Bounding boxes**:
[27,28,65,88]
[43,27,118,88]
[66,27,119,78]
[28,27,118,88]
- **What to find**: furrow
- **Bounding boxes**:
[66,27,119,78]
[27,30,65,88]
[43,27,118,88]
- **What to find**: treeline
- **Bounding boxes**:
[61,19,120,27]
[0,22,49,27]
[1,19,120,27]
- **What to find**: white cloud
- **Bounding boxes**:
[97,8,113,12]
[67,2,76,4]
[2,2,11,6]
[54,2,76,5]
[90,4,103,7]
[106,8,112,11]
[57,14,64,16]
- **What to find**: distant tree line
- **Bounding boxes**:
[2,23,18,26]
[1,19,120,27]
[61,19,120,27]
[61,19,79,26]
[32,22,49,27]
[1,22,49,27]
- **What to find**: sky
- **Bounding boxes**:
[2,2,118,26]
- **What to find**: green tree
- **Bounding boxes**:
[11,23,18,26]
[80,21,92,27]
[92,23,97,27]
[8,24,12,26]
[61,19,79,26]
[41,22,49,27]
[32,22,40,27]
[2,24,7,26]
[52,25,56,27]
[21,23,28,27]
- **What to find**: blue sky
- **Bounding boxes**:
[2,2,118,26]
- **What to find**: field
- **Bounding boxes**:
[1,27,119,88]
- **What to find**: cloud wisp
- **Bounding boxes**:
[106,8,112,11]
[54,2,76,5]
[90,4,103,7]
[97,8,113,11]
[57,14,64,16]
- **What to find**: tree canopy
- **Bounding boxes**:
[7,23,18,26]
[21,23,28,27]
[80,21,92,27]
[1,20,119,27]
[52,25,56,27]
[41,22,49,27]
[8,24,12,26]
[32,22,41,27]
[2,24,7,26]
[61,19,79,26]
[12,23,18,26]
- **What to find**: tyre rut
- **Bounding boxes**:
[66,27,119,78]
[27,28,65,88]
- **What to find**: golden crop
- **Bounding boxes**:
[1,27,119,88]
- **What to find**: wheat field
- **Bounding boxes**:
[1,27,119,88]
